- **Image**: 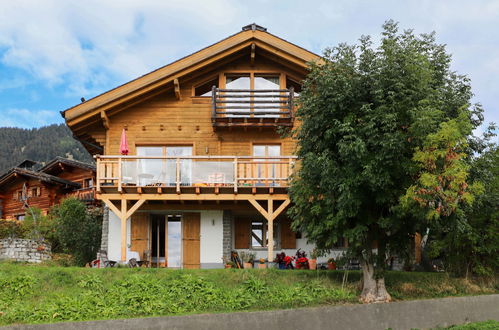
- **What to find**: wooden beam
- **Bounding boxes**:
[100,111,109,129]
[101,198,122,218]
[120,199,127,263]
[96,193,289,201]
[248,199,270,221]
[267,198,274,263]
[270,198,290,220]
[125,199,146,219]
[250,43,256,65]
[174,78,181,100]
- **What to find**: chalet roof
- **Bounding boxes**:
[16,159,39,170]
[39,157,95,174]
[62,24,320,126]
[0,167,81,190]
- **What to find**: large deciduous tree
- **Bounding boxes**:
[289,21,484,303]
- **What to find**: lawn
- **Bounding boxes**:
[435,320,499,329]
[0,262,497,326]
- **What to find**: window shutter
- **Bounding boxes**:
[234,218,250,249]
[280,218,296,249]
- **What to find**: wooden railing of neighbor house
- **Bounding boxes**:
[211,87,294,127]
[65,187,96,203]
[95,155,297,194]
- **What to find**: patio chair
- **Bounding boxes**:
[91,250,117,268]
[128,258,139,268]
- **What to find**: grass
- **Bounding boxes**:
[0,262,496,326]
[434,320,499,329]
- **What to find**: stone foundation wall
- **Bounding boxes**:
[0,238,51,263]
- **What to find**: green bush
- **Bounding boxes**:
[0,219,27,239]
[51,198,102,266]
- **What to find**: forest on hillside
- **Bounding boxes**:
[0,124,93,174]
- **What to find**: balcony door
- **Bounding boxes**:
[225,73,281,118]
[254,75,280,118]
[136,146,192,186]
[253,144,281,186]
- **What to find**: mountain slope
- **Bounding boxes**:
[0,124,93,173]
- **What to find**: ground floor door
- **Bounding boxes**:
[182,212,200,269]
[147,213,197,268]
[150,214,166,267]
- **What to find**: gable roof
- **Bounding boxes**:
[39,157,95,174]
[62,24,320,127]
[0,167,81,190]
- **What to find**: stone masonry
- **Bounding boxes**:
[0,238,51,263]
[100,205,109,253]
[222,210,233,259]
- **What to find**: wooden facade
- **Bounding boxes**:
[62,24,321,266]
[0,158,96,219]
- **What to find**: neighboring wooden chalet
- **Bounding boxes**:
[0,158,96,219]
[62,24,340,268]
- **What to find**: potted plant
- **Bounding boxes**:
[295,249,309,269]
[274,252,294,269]
[222,256,234,269]
[240,251,256,269]
[308,248,321,270]
[258,258,266,269]
[327,257,336,270]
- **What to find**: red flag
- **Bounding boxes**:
[120,128,129,155]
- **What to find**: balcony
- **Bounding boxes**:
[95,155,297,198]
[65,187,96,204]
[211,88,294,129]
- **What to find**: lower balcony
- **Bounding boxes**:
[96,155,296,197]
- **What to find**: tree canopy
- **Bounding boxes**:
[289,21,486,302]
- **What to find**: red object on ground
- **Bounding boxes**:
[120,128,129,155]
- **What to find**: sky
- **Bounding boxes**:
[0,0,497,140]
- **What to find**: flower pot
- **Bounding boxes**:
[258,263,266,269]
[328,262,336,270]
[243,262,253,269]
[308,259,317,270]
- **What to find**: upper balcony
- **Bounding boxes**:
[95,155,297,198]
[211,87,294,129]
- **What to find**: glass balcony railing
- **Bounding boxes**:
[96,155,297,193]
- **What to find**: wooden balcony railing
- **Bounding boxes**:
[211,87,294,128]
[96,155,297,194]
[66,187,96,202]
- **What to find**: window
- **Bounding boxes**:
[253,145,281,183]
[194,77,218,96]
[333,237,348,248]
[83,178,93,188]
[30,187,41,197]
[225,74,251,89]
[135,146,193,186]
[14,190,23,201]
[251,219,277,248]
[15,214,25,221]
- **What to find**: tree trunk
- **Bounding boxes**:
[360,259,392,303]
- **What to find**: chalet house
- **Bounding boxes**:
[62,24,342,268]
[0,157,96,219]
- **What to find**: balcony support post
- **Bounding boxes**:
[248,198,291,264]
[100,197,145,263]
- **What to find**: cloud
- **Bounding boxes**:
[0,0,239,96]
[0,0,497,130]
[0,108,63,128]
